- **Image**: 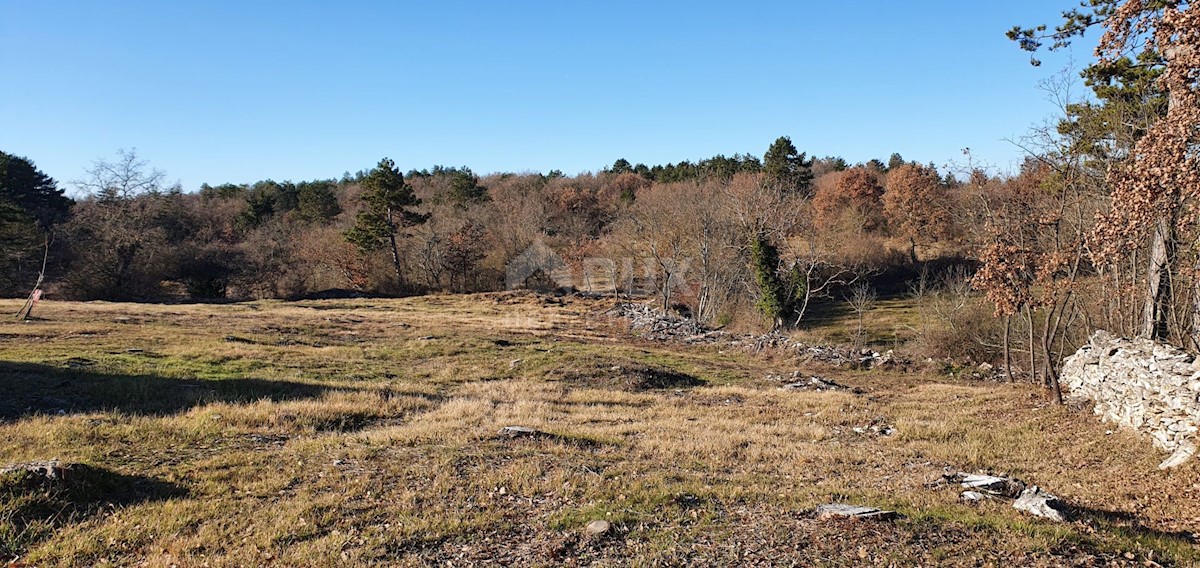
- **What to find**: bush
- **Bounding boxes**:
[911,268,1003,364]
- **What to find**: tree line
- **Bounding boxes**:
[0,138,967,306]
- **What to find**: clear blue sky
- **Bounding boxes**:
[1,1,1092,191]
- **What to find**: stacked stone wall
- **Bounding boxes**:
[1061,330,1199,456]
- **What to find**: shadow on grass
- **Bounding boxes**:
[1070,503,1197,547]
[1,463,187,558]
[0,361,349,421]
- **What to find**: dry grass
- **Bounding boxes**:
[0,292,1197,566]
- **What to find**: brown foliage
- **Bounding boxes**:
[883,164,950,260]
[443,220,488,292]
[543,174,623,239]
[1092,3,1200,260]
[292,225,371,291]
[973,242,1036,317]
[812,167,884,232]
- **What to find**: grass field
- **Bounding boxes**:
[1,292,1198,566]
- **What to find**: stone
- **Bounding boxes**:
[978,362,994,373]
[959,474,1025,498]
[0,460,69,481]
[960,490,990,503]
[1061,331,1200,458]
[1159,439,1196,469]
[1012,486,1067,522]
[584,520,611,536]
[815,503,896,520]
[498,426,542,438]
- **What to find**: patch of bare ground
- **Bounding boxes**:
[0,293,1196,566]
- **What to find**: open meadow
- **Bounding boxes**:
[1,293,1199,567]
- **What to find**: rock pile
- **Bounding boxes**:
[765,372,864,394]
[752,340,899,370]
[929,470,1069,522]
[1060,330,1200,467]
[605,303,719,343]
[605,302,904,369]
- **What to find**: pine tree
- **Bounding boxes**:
[345,158,427,285]
[446,168,488,204]
[762,136,814,196]
[0,151,70,229]
[609,159,633,175]
[296,180,341,223]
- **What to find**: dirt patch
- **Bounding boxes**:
[553,362,704,391]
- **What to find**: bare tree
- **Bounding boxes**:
[782,225,869,326]
[64,149,175,299]
[846,283,877,350]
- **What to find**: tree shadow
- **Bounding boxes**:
[1,462,188,558]
[1069,503,1197,545]
[0,361,349,421]
[798,297,853,329]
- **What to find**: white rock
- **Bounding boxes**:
[1012,486,1067,522]
[1159,440,1196,469]
[960,490,989,502]
[815,503,896,520]
[584,519,612,536]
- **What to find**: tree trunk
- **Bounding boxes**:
[1146,76,1184,342]
[386,206,405,288]
[658,258,672,313]
[1003,314,1012,382]
[1024,304,1036,384]
[1141,214,1174,340]
[908,236,918,265]
[1041,313,1063,404]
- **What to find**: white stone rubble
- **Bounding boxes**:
[1061,330,1200,468]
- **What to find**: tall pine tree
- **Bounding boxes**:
[346,158,427,285]
[762,136,814,196]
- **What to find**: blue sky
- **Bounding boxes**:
[1,1,1092,191]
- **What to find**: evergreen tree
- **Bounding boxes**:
[295,180,341,223]
[762,136,814,195]
[0,152,70,293]
[750,233,790,328]
[446,167,488,204]
[0,151,70,228]
[345,158,427,285]
[237,185,278,230]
